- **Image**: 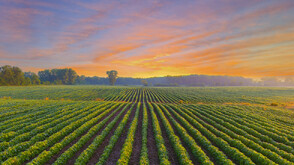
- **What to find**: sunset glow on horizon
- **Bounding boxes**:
[0,0,294,78]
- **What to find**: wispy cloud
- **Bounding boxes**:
[0,0,293,77]
[0,6,51,43]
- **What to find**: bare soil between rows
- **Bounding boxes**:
[103,103,138,165]
[129,103,143,164]
[152,104,180,165]
[44,104,125,165]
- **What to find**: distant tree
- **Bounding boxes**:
[54,79,63,85]
[67,68,78,84]
[24,72,40,85]
[12,66,25,85]
[75,75,86,84]
[38,69,52,83]
[0,66,13,85]
[141,80,148,86]
[38,68,77,85]
[0,65,27,86]
[43,81,51,85]
[106,70,118,85]
[23,77,32,86]
[31,74,41,85]
[0,77,4,85]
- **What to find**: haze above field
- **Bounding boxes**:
[0,0,294,78]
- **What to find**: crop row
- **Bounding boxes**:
[191,105,294,151]
[1,103,115,164]
[0,97,293,165]
[184,105,293,164]
[28,103,127,164]
[117,103,140,164]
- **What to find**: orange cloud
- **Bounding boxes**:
[1,0,294,78]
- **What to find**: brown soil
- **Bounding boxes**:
[126,90,134,102]
[44,104,125,165]
[103,103,138,165]
[166,105,221,164]
[140,90,144,103]
[184,106,239,165]
[23,104,100,164]
[80,103,136,165]
[143,92,148,103]
[129,103,143,164]
[66,104,130,165]
[146,104,160,164]
[162,105,199,165]
[152,105,180,165]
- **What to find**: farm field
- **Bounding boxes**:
[0,86,293,165]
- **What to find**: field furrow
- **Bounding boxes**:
[0,86,293,165]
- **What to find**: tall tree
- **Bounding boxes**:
[31,74,41,85]
[67,68,78,84]
[24,72,41,85]
[38,69,52,83]
[23,77,32,86]
[75,75,86,84]
[38,68,77,85]
[0,65,27,86]
[106,70,118,85]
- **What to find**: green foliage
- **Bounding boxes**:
[74,103,135,165]
[28,103,125,165]
[148,103,171,165]
[139,103,149,165]
[170,105,256,165]
[95,103,136,165]
[0,86,293,165]
[160,104,218,165]
[152,103,193,165]
[186,105,293,164]
[38,68,77,85]
[0,65,28,86]
[0,86,293,106]
[106,70,118,85]
[24,72,41,85]
[0,102,111,164]
[117,103,140,165]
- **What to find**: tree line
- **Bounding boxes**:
[76,74,294,87]
[0,65,77,86]
[0,65,40,86]
[38,68,77,85]
[0,65,293,86]
[0,65,118,86]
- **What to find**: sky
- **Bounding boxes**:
[0,0,293,78]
